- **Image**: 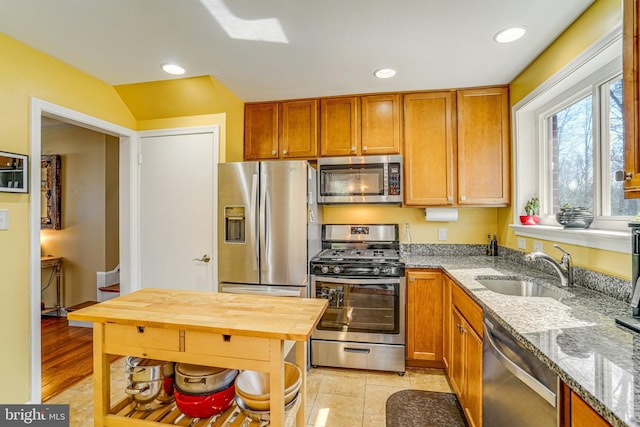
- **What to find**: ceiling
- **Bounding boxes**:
[0,0,595,102]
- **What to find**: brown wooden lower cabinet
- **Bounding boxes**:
[560,382,612,427]
[405,269,445,368]
[449,282,483,427]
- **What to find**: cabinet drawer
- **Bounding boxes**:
[452,284,483,335]
[104,323,180,352]
[184,331,271,361]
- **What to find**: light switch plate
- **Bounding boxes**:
[0,209,8,230]
[438,227,447,241]
[533,241,543,252]
[517,238,526,249]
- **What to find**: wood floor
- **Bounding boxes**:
[40,316,115,402]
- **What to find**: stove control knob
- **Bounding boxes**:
[321,266,329,274]
[332,266,342,274]
[383,267,392,275]
[372,267,380,275]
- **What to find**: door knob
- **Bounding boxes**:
[193,254,211,263]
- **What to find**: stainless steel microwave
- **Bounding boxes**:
[317,155,402,204]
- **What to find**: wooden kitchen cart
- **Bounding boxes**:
[67,288,327,427]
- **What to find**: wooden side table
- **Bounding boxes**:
[41,256,63,317]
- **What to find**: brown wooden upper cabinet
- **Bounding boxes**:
[320,94,401,156]
[457,87,510,206]
[244,99,318,160]
[624,0,640,197]
[403,91,457,206]
[403,86,509,207]
[360,94,402,155]
[320,96,360,156]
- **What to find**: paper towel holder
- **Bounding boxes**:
[424,208,459,222]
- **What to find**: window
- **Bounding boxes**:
[512,31,631,253]
[537,61,639,228]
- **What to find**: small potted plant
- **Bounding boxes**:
[520,197,539,225]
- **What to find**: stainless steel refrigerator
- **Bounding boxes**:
[217,160,321,297]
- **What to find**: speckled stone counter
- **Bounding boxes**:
[403,253,638,427]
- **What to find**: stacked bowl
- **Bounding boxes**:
[234,362,302,420]
[173,363,238,418]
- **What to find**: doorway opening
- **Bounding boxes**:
[29,98,137,404]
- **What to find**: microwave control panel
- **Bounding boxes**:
[388,163,401,195]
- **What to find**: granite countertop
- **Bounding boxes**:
[403,254,638,427]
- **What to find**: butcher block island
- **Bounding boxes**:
[67,288,328,427]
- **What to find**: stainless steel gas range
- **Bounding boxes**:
[310,224,405,374]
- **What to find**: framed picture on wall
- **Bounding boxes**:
[0,151,28,193]
[41,154,62,230]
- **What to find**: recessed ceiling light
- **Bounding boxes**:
[161,63,186,75]
[494,26,527,44]
[374,68,397,79]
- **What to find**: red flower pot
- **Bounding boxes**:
[519,215,539,225]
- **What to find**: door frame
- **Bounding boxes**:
[29,98,138,403]
[137,126,220,292]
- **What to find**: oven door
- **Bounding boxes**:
[311,275,405,345]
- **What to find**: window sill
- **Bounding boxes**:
[510,224,630,253]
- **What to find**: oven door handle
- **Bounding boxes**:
[343,347,371,354]
[312,276,401,285]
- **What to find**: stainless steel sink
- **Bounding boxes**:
[476,279,563,299]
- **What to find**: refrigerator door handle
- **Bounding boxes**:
[259,170,267,272]
[250,173,259,271]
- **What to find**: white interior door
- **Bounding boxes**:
[139,128,218,292]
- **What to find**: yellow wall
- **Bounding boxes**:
[503,0,628,278]
[0,32,137,404]
[323,206,498,244]
[115,76,245,161]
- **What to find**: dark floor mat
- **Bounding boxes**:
[386,390,468,427]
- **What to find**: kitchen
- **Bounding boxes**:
[0,0,637,426]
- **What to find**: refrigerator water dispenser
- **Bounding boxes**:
[224,206,245,243]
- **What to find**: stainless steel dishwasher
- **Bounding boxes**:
[482,313,558,427]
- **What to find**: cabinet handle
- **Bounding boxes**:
[362,145,368,151]
[447,196,453,202]
[282,149,288,155]
[614,170,633,181]
[271,150,277,155]
[460,196,466,201]
[410,277,415,282]
[351,146,357,152]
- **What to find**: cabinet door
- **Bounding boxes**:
[406,270,444,361]
[443,275,452,370]
[571,391,611,427]
[320,97,359,157]
[465,326,483,427]
[280,99,318,159]
[449,307,466,398]
[404,91,456,206]
[361,94,401,155]
[245,103,279,160]
[623,0,640,197]
[457,87,510,205]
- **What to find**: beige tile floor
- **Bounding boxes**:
[47,359,453,427]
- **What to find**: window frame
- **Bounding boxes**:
[511,27,630,253]
[535,62,624,229]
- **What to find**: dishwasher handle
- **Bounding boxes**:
[483,319,557,407]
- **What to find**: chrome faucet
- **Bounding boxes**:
[524,244,574,287]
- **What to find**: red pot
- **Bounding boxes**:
[174,382,235,418]
[519,215,539,225]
